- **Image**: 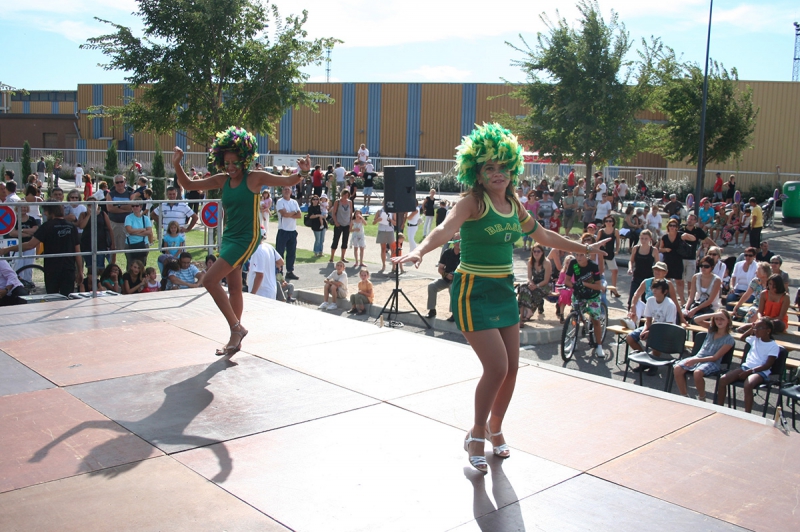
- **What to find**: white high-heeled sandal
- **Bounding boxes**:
[485,429,511,459]
[464,431,488,472]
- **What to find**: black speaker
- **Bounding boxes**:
[383,166,417,213]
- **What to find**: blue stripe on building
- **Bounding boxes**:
[76,139,87,165]
[256,134,268,158]
[405,83,422,161]
[123,86,135,150]
[22,101,30,114]
[74,102,78,114]
[51,101,59,114]
[175,131,188,151]
[92,84,103,139]
[460,83,477,139]
[340,83,356,154]
[279,108,293,153]
[367,84,381,156]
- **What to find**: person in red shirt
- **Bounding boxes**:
[567,168,576,190]
[713,172,723,202]
[312,165,324,197]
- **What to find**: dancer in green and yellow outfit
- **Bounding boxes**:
[394,123,610,473]
[173,127,310,356]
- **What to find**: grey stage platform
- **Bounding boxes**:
[0,290,797,531]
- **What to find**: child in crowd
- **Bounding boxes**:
[555,255,575,323]
[162,221,186,258]
[260,190,272,236]
[142,266,160,292]
[122,259,146,294]
[83,173,93,201]
[320,194,330,222]
[390,233,405,274]
[348,268,374,315]
[99,264,123,292]
[142,188,154,215]
[320,260,348,310]
[350,210,367,268]
[161,259,180,290]
[435,200,448,227]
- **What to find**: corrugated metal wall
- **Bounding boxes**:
[34,81,795,174]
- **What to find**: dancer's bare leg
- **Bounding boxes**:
[462,323,520,458]
[203,258,247,348]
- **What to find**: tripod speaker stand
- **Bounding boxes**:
[374,166,430,329]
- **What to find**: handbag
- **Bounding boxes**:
[676,238,694,260]
[303,213,312,227]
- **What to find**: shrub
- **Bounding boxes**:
[21,141,31,176]
[151,142,166,200]
[105,141,118,177]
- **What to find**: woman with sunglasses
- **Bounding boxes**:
[738,274,790,336]
[673,310,735,401]
[706,246,727,281]
[598,216,621,297]
[731,261,770,320]
[173,128,310,357]
[659,219,691,307]
[626,229,658,308]
[683,256,722,323]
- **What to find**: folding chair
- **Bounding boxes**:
[623,322,687,389]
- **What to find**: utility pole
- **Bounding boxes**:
[694,0,714,215]
[325,46,332,83]
[793,22,800,82]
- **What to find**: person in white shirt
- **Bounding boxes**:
[320,260,348,310]
[332,162,346,198]
[74,164,85,189]
[716,317,780,412]
[0,258,28,305]
[4,181,21,203]
[626,278,677,355]
[646,205,663,239]
[405,201,421,252]
[725,248,758,304]
[247,240,283,300]
[275,185,301,280]
[594,192,613,223]
[151,186,198,239]
[357,144,369,163]
[594,175,606,201]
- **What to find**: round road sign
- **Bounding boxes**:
[0,205,17,236]
[201,202,220,228]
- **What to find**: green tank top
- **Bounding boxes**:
[222,173,259,245]
[457,193,533,276]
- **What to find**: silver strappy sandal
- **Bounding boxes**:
[485,429,511,459]
[464,431,488,472]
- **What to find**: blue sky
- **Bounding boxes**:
[2,0,798,90]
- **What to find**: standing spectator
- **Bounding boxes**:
[348,268,374,315]
[435,200,448,228]
[537,190,558,229]
[659,218,691,307]
[169,252,205,289]
[4,181,21,203]
[307,194,327,257]
[53,160,61,187]
[259,190,272,238]
[311,165,324,197]
[0,258,28,305]
[426,236,460,320]
[329,189,352,264]
[405,200,421,252]
[150,186,197,234]
[124,203,153,266]
[36,157,46,183]
[713,172,724,202]
[617,178,628,203]
[357,143,369,163]
[185,169,204,215]
[106,175,133,263]
[3,170,14,183]
[82,174,93,201]
[626,229,658,308]
[74,163,84,189]
[594,192,613,225]
[680,213,713,299]
[552,174,563,203]
[593,174,606,201]
[725,174,736,201]
[646,204,663,239]
[567,168,576,190]
[350,210,367,268]
[372,201,395,272]
[77,197,114,271]
[276,185,301,280]
[247,239,283,300]
[581,194,596,230]
[622,205,642,247]
[598,216,621,297]
[422,189,437,236]
[332,162,346,200]
[362,160,377,210]
[0,204,82,296]
[560,187,578,236]
[65,190,86,233]
[320,260,348,310]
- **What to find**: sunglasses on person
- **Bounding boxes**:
[115,180,124,184]
[604,219,614,224]
[708,253,719,256]
[533,250,543,254]
[668,224,678,228]
[700,263,713,269]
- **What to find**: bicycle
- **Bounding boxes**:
[560,298,608,362]
[15,263,47,295]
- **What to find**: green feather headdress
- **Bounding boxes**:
[455,123,524,187]
[208,126,259,170]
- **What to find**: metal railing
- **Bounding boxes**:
[0,198,223,298]
[2,146,796,193]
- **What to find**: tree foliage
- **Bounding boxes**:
[21,141,31,177]
[81,0,338,149]
[505,0,657,177]
[644,56,758,174]
[105,140,118,177]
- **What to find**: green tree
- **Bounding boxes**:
[151,141,166,201]
[105,140,118,177]
[81,0,338,150]
[644,58,758,177]
[505,0,656,177]
[21,141,31,178]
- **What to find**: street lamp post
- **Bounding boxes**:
[694,0,714,215]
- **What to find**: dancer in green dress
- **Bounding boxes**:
[395,123,610,473]
[173,126,310,356]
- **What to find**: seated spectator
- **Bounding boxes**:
[426,236,460,320]
[769,255,789,286]
[142,267,160,292]
[161,260,181,290]
[0,258,28,305]
[716,317,780,413]
[169,252,205,289]
[625,279,678,371]
[99,264,123,292]
[683,256,722,323]
[518,244,552,321]
[755,241,774,263]
[673,310,735,401]
[738,274,790,335]
[725,247,757,304]
[320,260,347,310]
[628,262,683,325]
[247,239,284,300]
[663,194,683,218]
[122,259,146,294]
[348,268,374,315]
[4,180,21,202]
[731,261,770,320]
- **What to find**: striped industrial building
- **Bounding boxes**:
[2,81,799,174]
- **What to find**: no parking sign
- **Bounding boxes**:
[201,202,220,228]
[0,205,17,236]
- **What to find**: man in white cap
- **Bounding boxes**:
[627,261,683,326]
